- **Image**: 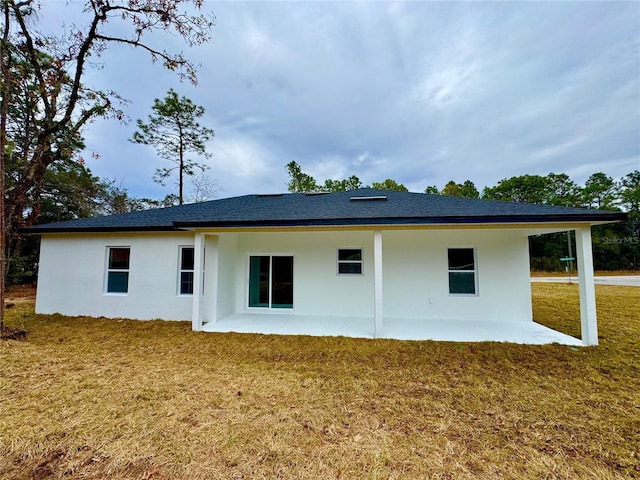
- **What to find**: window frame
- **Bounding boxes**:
[447,247,478,296]
[337,248,363,276]
[105,246,131,295]
[178,245,195,296]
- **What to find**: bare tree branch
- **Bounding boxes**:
[1,0,215,295]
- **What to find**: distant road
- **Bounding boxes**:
[531,276,640,287]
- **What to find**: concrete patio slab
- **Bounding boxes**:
[202,313,583,345]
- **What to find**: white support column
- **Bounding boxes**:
[208,236,219,324]
[373,230,384,338]
[191,232,205,331]
[575,227,598,346]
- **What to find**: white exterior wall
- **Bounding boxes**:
[231,229,532,323]
[36,233,195,320]
[382,229,532,322]
[36,228,533,325]
[235,231,375,317]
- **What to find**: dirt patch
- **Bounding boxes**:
[32,449,66,480]
[0,324,28,340]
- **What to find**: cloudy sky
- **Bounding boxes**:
[40,1,639,200]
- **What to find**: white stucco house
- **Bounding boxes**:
[26,189,625,345]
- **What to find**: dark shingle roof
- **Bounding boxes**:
[23,188,627,233]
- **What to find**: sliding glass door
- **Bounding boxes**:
[248,256,293,309]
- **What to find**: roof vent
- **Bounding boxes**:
[305,192,330,196]
[257,193,283,198]
[350,195,388,202]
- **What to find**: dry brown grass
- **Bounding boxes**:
[1,284,639,479]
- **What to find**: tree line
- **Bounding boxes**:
[286,160,638,211]
[286,162,640,272]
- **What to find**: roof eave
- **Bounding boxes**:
[20,225,184,234]
[21,211,627,234]
[174,212,627,229]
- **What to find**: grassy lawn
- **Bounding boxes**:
[1,284,638,479]
[530,270,640,277]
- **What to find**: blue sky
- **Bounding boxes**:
[40,1,639,200]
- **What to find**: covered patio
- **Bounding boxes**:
[195,227,599,347]
[201,313,582,345]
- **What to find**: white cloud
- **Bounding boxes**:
[530,137,586,161]
[415,63,481,110]
[213,134,272,183]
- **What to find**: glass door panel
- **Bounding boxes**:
[271,256,293,308]
[248,256,270,307]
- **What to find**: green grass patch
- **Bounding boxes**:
[1,284,639,479]
[530,270,640,277]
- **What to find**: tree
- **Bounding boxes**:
[285,161,319,193]
[619,171,640,270]
[5,165,144,287]
[479,171,636,271]
[441,180,462,197]
[286,162,413,193]
[583,172,618,209]
[131,89,215,204]
[1,1,10,325]
[1,0,214,328]
[619,171,640,212]
[546,173,582,207]
[481,173,582,206]
[482,174,552,204]
[36,159,106,223]
[187,172,217,203]
[321,175,363,192]
[371,179,408,192]
[96,179,172,215]
[439,180,479,198]
[460,180,479,199]
[424,185,439,195]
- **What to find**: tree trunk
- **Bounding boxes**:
[1,1,12,328]
[178,133,184,205]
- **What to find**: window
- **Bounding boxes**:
[337,248,363,275]
[448,248,476,295]
[106,247,130,293]
[179,246,195,295]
